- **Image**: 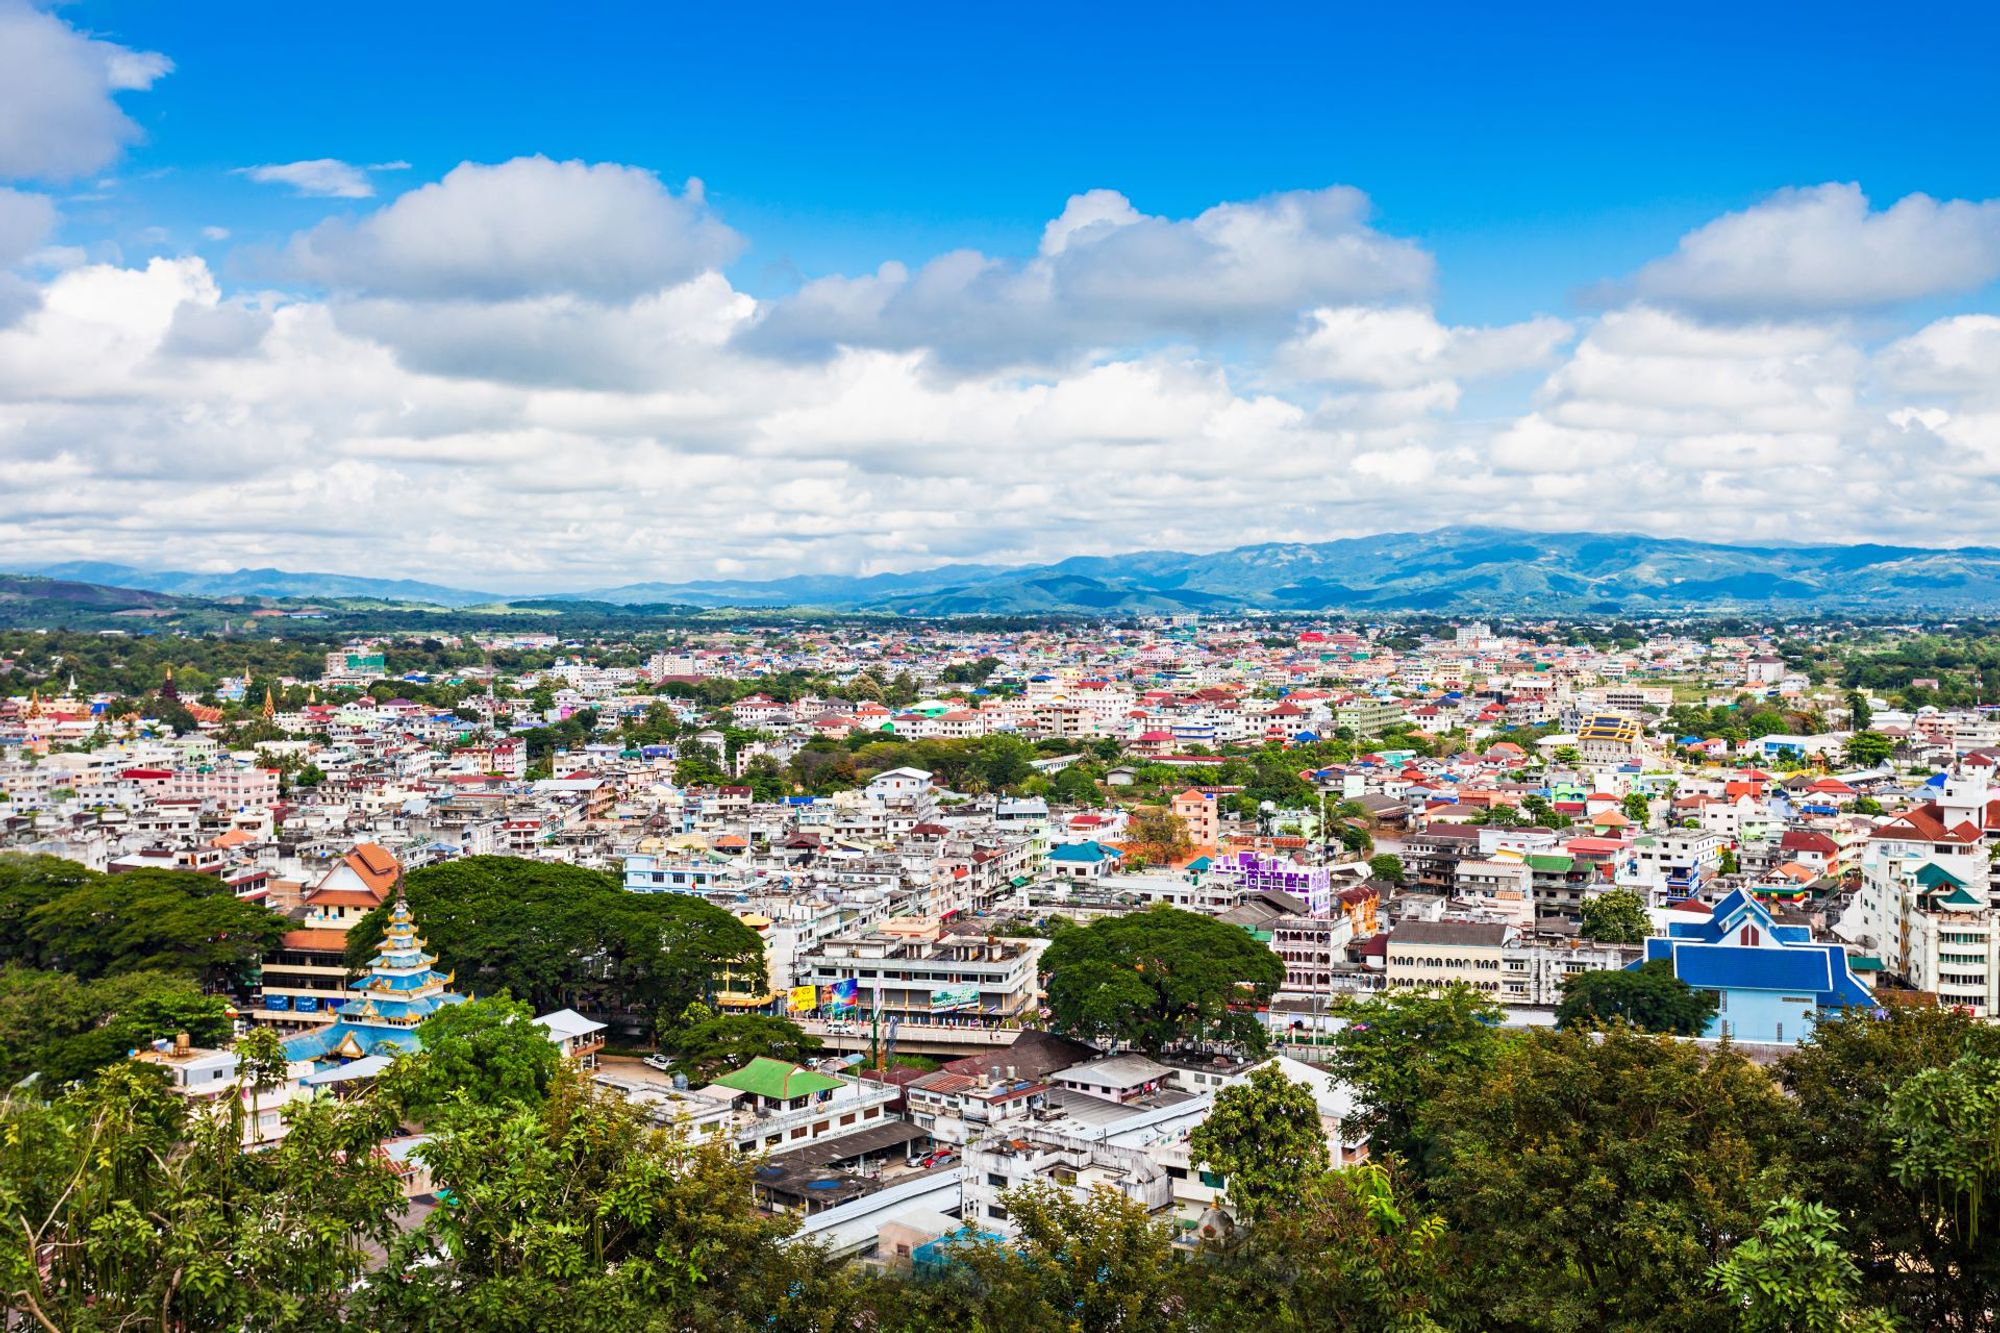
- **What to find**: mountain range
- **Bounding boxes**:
[17,527,2000,615]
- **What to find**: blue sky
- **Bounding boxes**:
[76,1,2000,318]
[3,1,2000,588]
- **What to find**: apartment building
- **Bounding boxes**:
[1384,920,1513,993]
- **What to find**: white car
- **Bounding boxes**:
[643,1053,673,1072]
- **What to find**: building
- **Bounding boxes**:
[1644,888,1872,1043]
[1384,920,1512,993]
[961,1132,1173,1235]
[281,898,465,1075]
[705,1056,901,1156]
[535,1007,608,1069]
[802,926,1046,1024]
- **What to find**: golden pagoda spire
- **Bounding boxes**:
[26,688,40,719]
[263,686,276,721]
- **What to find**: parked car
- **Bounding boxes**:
[919,1150,958,1169]
[643,1053,673,1072]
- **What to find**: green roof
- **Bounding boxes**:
[1916,863,1969,890]
[1848,955,1886,972]
[712,1057,842,1100]
[1526,853,1575,873]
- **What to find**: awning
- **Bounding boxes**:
[768,1119,930,1171]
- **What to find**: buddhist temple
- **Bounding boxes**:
[281,898,464,1072]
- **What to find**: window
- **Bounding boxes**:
[1199,1170,1225,1189]
[987,1173,1007,1188]
[987,1204,1008,1221]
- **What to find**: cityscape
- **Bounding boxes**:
[5,2,2000,1330]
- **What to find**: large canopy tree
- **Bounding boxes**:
[1039,906,1283,1056]
[345,857,764,1023]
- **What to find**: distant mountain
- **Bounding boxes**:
[579,527,2000,614]
[583,564,1009,608]
[21,562,495,608]
[0,573,210,628]
[19,528,2000,618]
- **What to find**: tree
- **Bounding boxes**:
[1555,959,1718,1035]
[0,967,232,1086]
[1325,985,1502,1169]
[657,1008,823,1085]
[1423,1026,1791,1330]
[1621,792,1651,825]
[1579,888,1653,945]
[1710,1198,1898,1333]
[1845,690,1873,733]
[950,1182,1181,1333]
[1366,853,1405,885]
[1127,806,1194,866]
[1189,1163,1451,1333]
[1,1061,404,1332]
[1778,1004,2000,1331]
[1190,1062,1331,1220]
[385,994,561,1124]
[1039,907,1284,1056]
[361,1073,822,1332]
[345,857,764,1023]
[1844,731,1896,769]
[3,859,286,987]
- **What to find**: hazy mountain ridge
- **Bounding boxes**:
[17,528,2000,615]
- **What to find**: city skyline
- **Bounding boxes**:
[4,1,2000,589]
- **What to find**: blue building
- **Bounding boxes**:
[1638,887,1872,1044]
[282,898,465,1071]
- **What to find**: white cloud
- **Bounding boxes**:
[1634,183,2000,316]
[238,159,380,199]
[289,156,744,301]
[745,186,1432,367]
[0,1,170,180]
[1279,306,1570,388]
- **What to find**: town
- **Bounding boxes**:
[1,612,1992,1325]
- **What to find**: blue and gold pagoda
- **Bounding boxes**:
[283,899,465,1068]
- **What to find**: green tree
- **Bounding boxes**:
[1190,1062,1331,1220]
[7,861,286,987]
[0,967,232,1085]
[950,1181,1181,1333]
[1579,888,1654,945]
[1127,806,1194,866]
[1039,907,1284,1056]
[1326,985,1502,1169]
[657,1008,824,1085]
[1190,1163,1451,1333]
[1424,1026,1791,1331]
[1845,691,1873,733]
[361,1073,823,1332]
[1710,1198,1898,1333]
[345,857,763,1023]
[1778,1004,2000,1331]
[1844,732,1896,769]
[1621,792,1651,824]
[1555,959,1718,1036]
[386,994,561,1124]
[0,1061,404,1332]
[1366,853,1405,885]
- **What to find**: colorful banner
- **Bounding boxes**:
[787,984,818,1014]
[930,983,979,1012]
[830,978,860,1012]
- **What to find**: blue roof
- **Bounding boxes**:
[1050,841,1121,864]
[1660,942,1834,994]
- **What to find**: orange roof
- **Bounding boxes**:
[305,890,384,910]
[339,843,401,895]
[209,828,254,848]
[280,928,351,950]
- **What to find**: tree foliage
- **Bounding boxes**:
[385,994,561,1125]
[1039,907,1284,1056]
[0,966,232,1086]
[0,853,285,986]
[345,857,764,1024]
[1555,959,1718,1036]
[1189,1062,1330,1220]
[1423,1026,1792,1331]
[1326,985,1502,1168]
[1579,889,1654,945]
[1710,1198,1898,1333]
[656,1005,824,1085]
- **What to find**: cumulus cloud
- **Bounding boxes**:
[1279,306,1571,388]
[1633,183,2000,317]
[744,186,1432,367]
[0,1,170,180]
[289,156,744,301]
[237,159,381,199]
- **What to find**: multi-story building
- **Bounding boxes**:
[1384,920,1512,993]
[801,925,1046,1023]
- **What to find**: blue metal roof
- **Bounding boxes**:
[1662,942,1833,994]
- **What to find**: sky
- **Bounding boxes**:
[3,1,2000,592]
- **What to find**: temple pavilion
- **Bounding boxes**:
[282,898,464,1070]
